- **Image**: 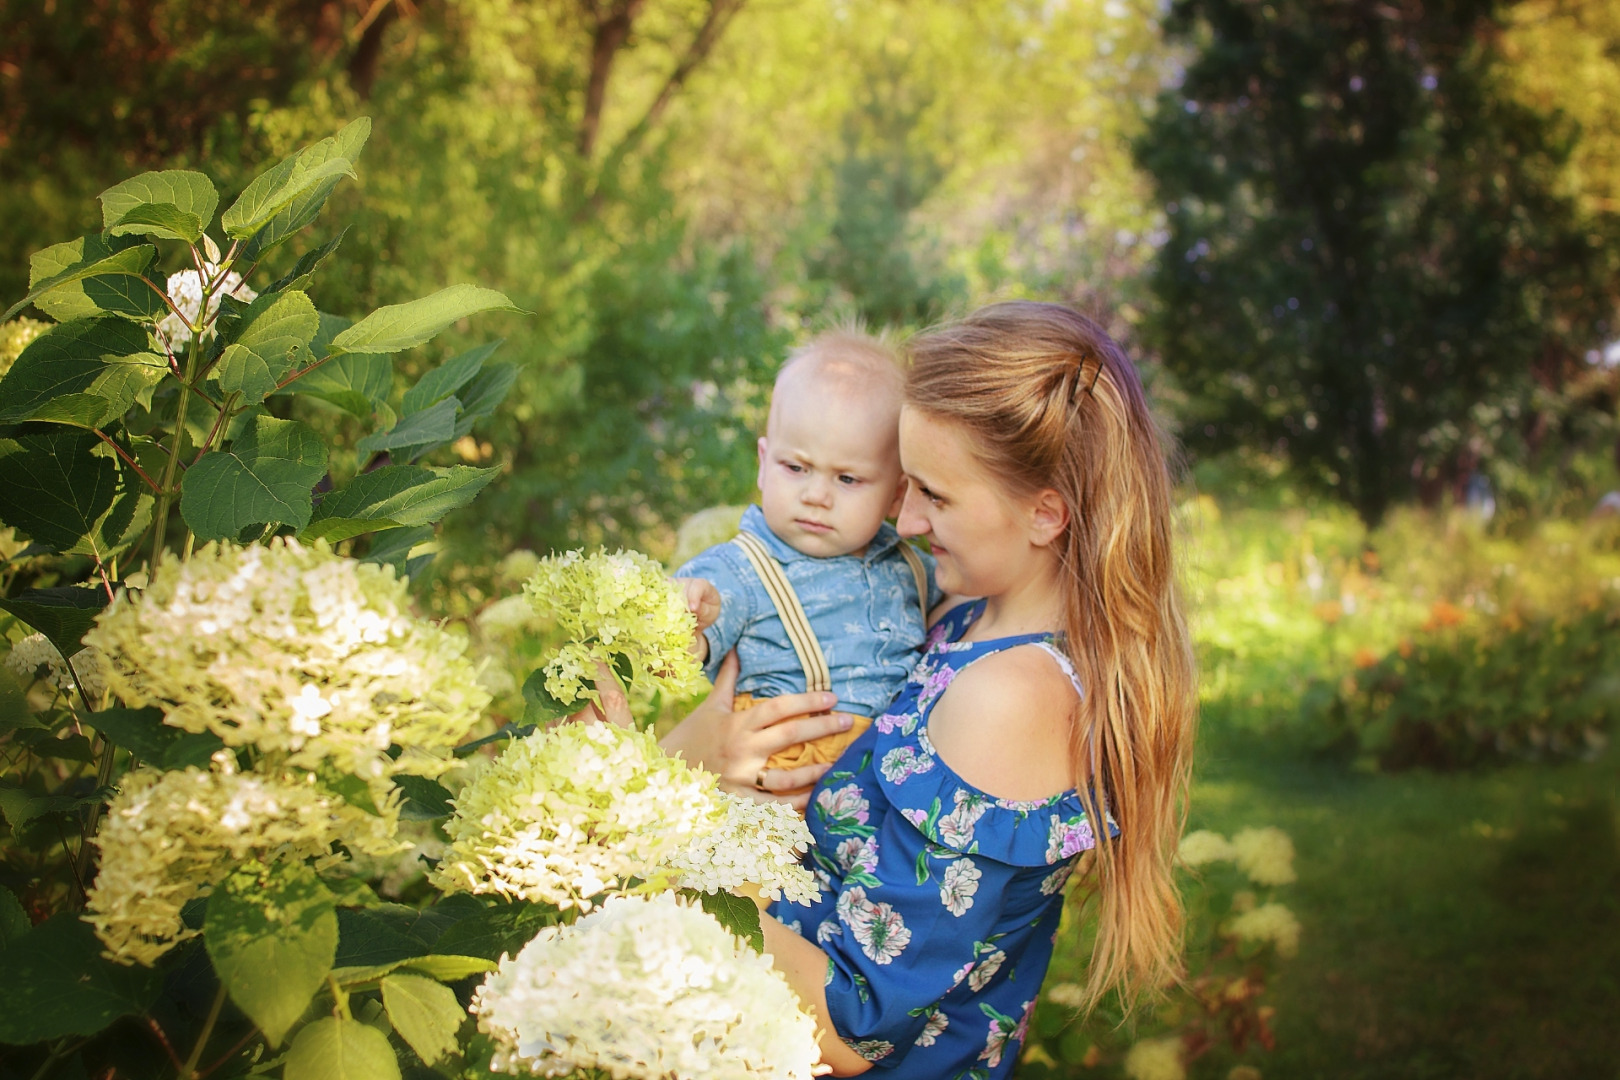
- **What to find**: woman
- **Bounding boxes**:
[628,302,1196,1076]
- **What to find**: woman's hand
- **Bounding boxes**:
[660,651,847,810]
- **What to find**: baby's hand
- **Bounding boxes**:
[674,577,721,660]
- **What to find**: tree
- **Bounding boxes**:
[1136,0,1619,525]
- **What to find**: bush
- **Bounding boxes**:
[1311,599,1620,770]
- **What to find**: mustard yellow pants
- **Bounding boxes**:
[734,691,872,771]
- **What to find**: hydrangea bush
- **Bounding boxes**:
[0,128,821,1080]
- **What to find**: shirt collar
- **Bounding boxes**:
[739,504,902,564]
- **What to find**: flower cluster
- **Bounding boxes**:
[433,722,722,910]
[4,634,108,703]
[1227,902,1302,957]
[1122,1035,1186,1080]
[471,892,821,1080]
[1175,829,1234,867]
[85,540,489,801]
[661,791,820,905]
[1229,827,1296,886]
[523,549,702,708]
[155,264,257,346]
[0,316,48,376]
[84,756,377,966]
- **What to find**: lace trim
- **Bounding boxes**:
[1030,640,1084,699]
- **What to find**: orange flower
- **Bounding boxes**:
[1397,639,1413,658]
[1354,647,1380,669]
[1422,599,1464,631]
[1314,600,1345,625]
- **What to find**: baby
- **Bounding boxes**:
[676,328,941,773]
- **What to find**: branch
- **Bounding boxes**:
[602,0,747,168]
[92,429,163,493]
[578,0,650,159]
[275,354,330,390]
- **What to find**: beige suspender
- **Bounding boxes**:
[729,533,932,696]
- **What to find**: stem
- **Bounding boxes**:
[327,975,352,1021]
[195,1026,260,1080]
[92,429,162,493]
[178,983,229,1080]
[191,394,237,468]
[70,734,118,904]
[28,1039,86,1080]
[275,354,330,390]
[150,339,201,566]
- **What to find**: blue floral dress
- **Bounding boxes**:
[769,600,1116,1078]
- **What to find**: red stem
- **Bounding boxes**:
[92,429,163,493]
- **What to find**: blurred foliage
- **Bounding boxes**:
[1138,0,1620,526]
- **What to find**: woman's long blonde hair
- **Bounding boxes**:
[905,301,1197,1006]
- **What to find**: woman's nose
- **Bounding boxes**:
[895,486,929,537]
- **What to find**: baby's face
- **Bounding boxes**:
[756,386,904,558]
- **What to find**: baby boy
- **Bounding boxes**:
[676,328,941,772]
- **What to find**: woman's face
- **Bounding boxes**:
[896,406,1055,598]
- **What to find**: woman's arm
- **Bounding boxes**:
[761,916,873,1076]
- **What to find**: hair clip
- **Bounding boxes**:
[1071,357,1104,403]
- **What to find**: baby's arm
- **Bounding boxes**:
[674,577,722,661]
[673,544,757,682]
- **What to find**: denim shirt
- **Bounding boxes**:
[675,505,942,718]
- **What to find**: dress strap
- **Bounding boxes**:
[730,533,831,693]
[1030,639,1085,699]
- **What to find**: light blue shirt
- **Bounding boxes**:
[675,505,942,717]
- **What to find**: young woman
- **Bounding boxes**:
[650,301,1198,1076]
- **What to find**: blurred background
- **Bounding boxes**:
[2,0,1618,1076]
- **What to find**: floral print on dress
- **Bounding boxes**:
[837,886,912,964]
[1045,813,1097,863]
[880,744,935,784]
[846,1039,896,1062]
[978,1001,1025,1070]
[938,790,991,848]
[816,783,874,838]
[967,948,1006,991]
[914,662,956,714]
[874,710,912,735]
[835,836,882,887]
[1040,862,1075,896]
[940,857,982,916]
[915,1007,949,1047]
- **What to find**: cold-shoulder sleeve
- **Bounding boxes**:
[806,719,1114,1068]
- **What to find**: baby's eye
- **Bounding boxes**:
[837,474,861,486]
[783,462,806,473]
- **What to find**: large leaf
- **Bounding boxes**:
[329,285,521,356]
[0,587,109,659]
[181,415,327,542]
[7,236,163,323]
[428,901,561,962]
[302,465,498,543]
[333,908,431,969]
[222,156,356,242]
[0,888,27,949]
[380,973,463,1066]
[89,706,223,770]
[355,396,458,463]
[281,315,392,418]
[99,169,218,242]
[283,1017,401,1080]
[401,340,502,415]
[0,430,118,552]
[0,912,162,1044]
[393,775,453,821]
[215,289,320,405]
[266,228,350,295]
[205,861,338,1048]
[0,317,163,426]
[360,525,434,574]
[697,889,764,953]
[451,362,519,439]
[238,120,371,263]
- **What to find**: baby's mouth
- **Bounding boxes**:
[796,519,833,533]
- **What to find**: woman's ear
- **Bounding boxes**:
[1028,488,1069,547]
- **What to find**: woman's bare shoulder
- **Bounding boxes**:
[925,644,1079,802]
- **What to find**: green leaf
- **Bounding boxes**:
[7,236,164,323]
[215,290,320,405]
[380,973,463,1066]
[401,954,497,981]
[283,1016,401,1080]
[0,316,167,427]
[428,900,560,962]
[0,888,28,949]
[329,285,522,356]
[181,415,328,542]
[521,669,570,725]
[0,431,118,551]
[356,396,458,463]
[450,362,518,440]
[302,465,498,542]
[0,668,37,738]
[401,340,502,415]
[0,912,162,1043]
[334,908,431,969]
[0,586,108,659]
[205,861,338,1048]
[238,119,372,263]
[89,706,223,769]
[223,156,356,242]
[393,775,454,821]
[361,525,435,571]
[281,314,391,417]
[697,889,764,953]
[99,169,218,241]
[267,228,350,295]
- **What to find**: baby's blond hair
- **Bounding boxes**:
[770,325,904,431]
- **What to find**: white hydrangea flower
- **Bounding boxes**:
[661,790,820,905]
[471,892,821,1080]
[4,634,108,702]
[0,316,49,376]
[477,594,539,637]
[433,722,723,910]
[1123,1036,1186,1080]
[84,540,489,802]
[523,548,702,708]
[1230,827,1297,886]
[1043,981,1087,1009]
[84,757,376,966]
[496,549,541,585]
[1226,901,1302,957]
[1177,829,1236,868]
[155,264,256,346]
